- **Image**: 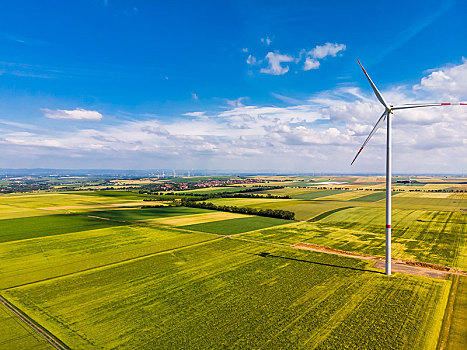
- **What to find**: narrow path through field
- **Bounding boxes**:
[232,236,466,279]
[0,296,68,350]
[293,242,467,279]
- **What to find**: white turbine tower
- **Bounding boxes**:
[352,59,466,276]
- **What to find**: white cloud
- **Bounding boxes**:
[41,108,102,120]
[309,42,346,59]
[414,58,467,98]
[141,125,169,136]
[249,42,346,74]
[2,59,466,172]
[242,48,248,53]
[246,54,257,65]
[226,97,247,108]
[260,51,294,75]
[183,111,206,117]
[261,37,272,46]
[304,57,320,71]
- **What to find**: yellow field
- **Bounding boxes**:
[147,211,247,226]
[314,191,367,201]
[396,192,452,199]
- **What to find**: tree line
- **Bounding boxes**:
[179,198,295,220]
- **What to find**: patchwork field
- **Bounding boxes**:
[180,216,291,235]
[2,240,450,349]
[0,182,466,349]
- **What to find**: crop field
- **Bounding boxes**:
[291,189,347,200]
[2,239,450,349]
[0,181,466,349]
[178,186,261,194]
[208,197,365,221]
[0,224,219,290]
[242,207,467,269]
[85,206,210,221]
[349,191,399,202]
[0,192,146,219]
[150,211,247,226]
[0,302,52,349]
[0,213,125,243]
[179,216,291,235]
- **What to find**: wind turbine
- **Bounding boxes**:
[351,59,466,276]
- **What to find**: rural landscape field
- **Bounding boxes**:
[1,1,466,349]
[1,174,466,349]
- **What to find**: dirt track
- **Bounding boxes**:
[293,242,467,279]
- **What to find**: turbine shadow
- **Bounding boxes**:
[254,252,384,275]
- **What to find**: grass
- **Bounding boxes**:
[1,239,450,349]
[0,302,52,349]
[180,216,291,235]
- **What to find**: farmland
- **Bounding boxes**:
[2,240,450,349]
[0,175,466,349]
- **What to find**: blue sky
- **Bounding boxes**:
[0,0,466,173]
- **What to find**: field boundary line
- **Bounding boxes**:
[436,274,460,350]
[0,295,68,350]
[3,237,223,290]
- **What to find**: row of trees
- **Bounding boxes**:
[179,198,295,220]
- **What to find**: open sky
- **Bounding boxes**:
[0,0,466,173]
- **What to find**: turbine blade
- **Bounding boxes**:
[351,111,387,165]
[392,102,467,110]
[357,60,389,110]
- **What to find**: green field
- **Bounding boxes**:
[0,302,52,349]
[86,206,210,221]
[180,216,291,235]
[349,191,399,202]
[0,214,124,243]
[0,185,465,349]
[2,239,450,349]
[291,189,347,200]
[242,207,467,269]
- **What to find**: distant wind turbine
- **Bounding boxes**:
[351,59,466,276]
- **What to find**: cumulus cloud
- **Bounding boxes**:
[249,42,346,74]
[260,51,294,75]
[246,54,257,65]
[2,59,466,172]
[414,58,467,98]
[41,108,103,120]
[309,42,346,59]
[304,57,320,71]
